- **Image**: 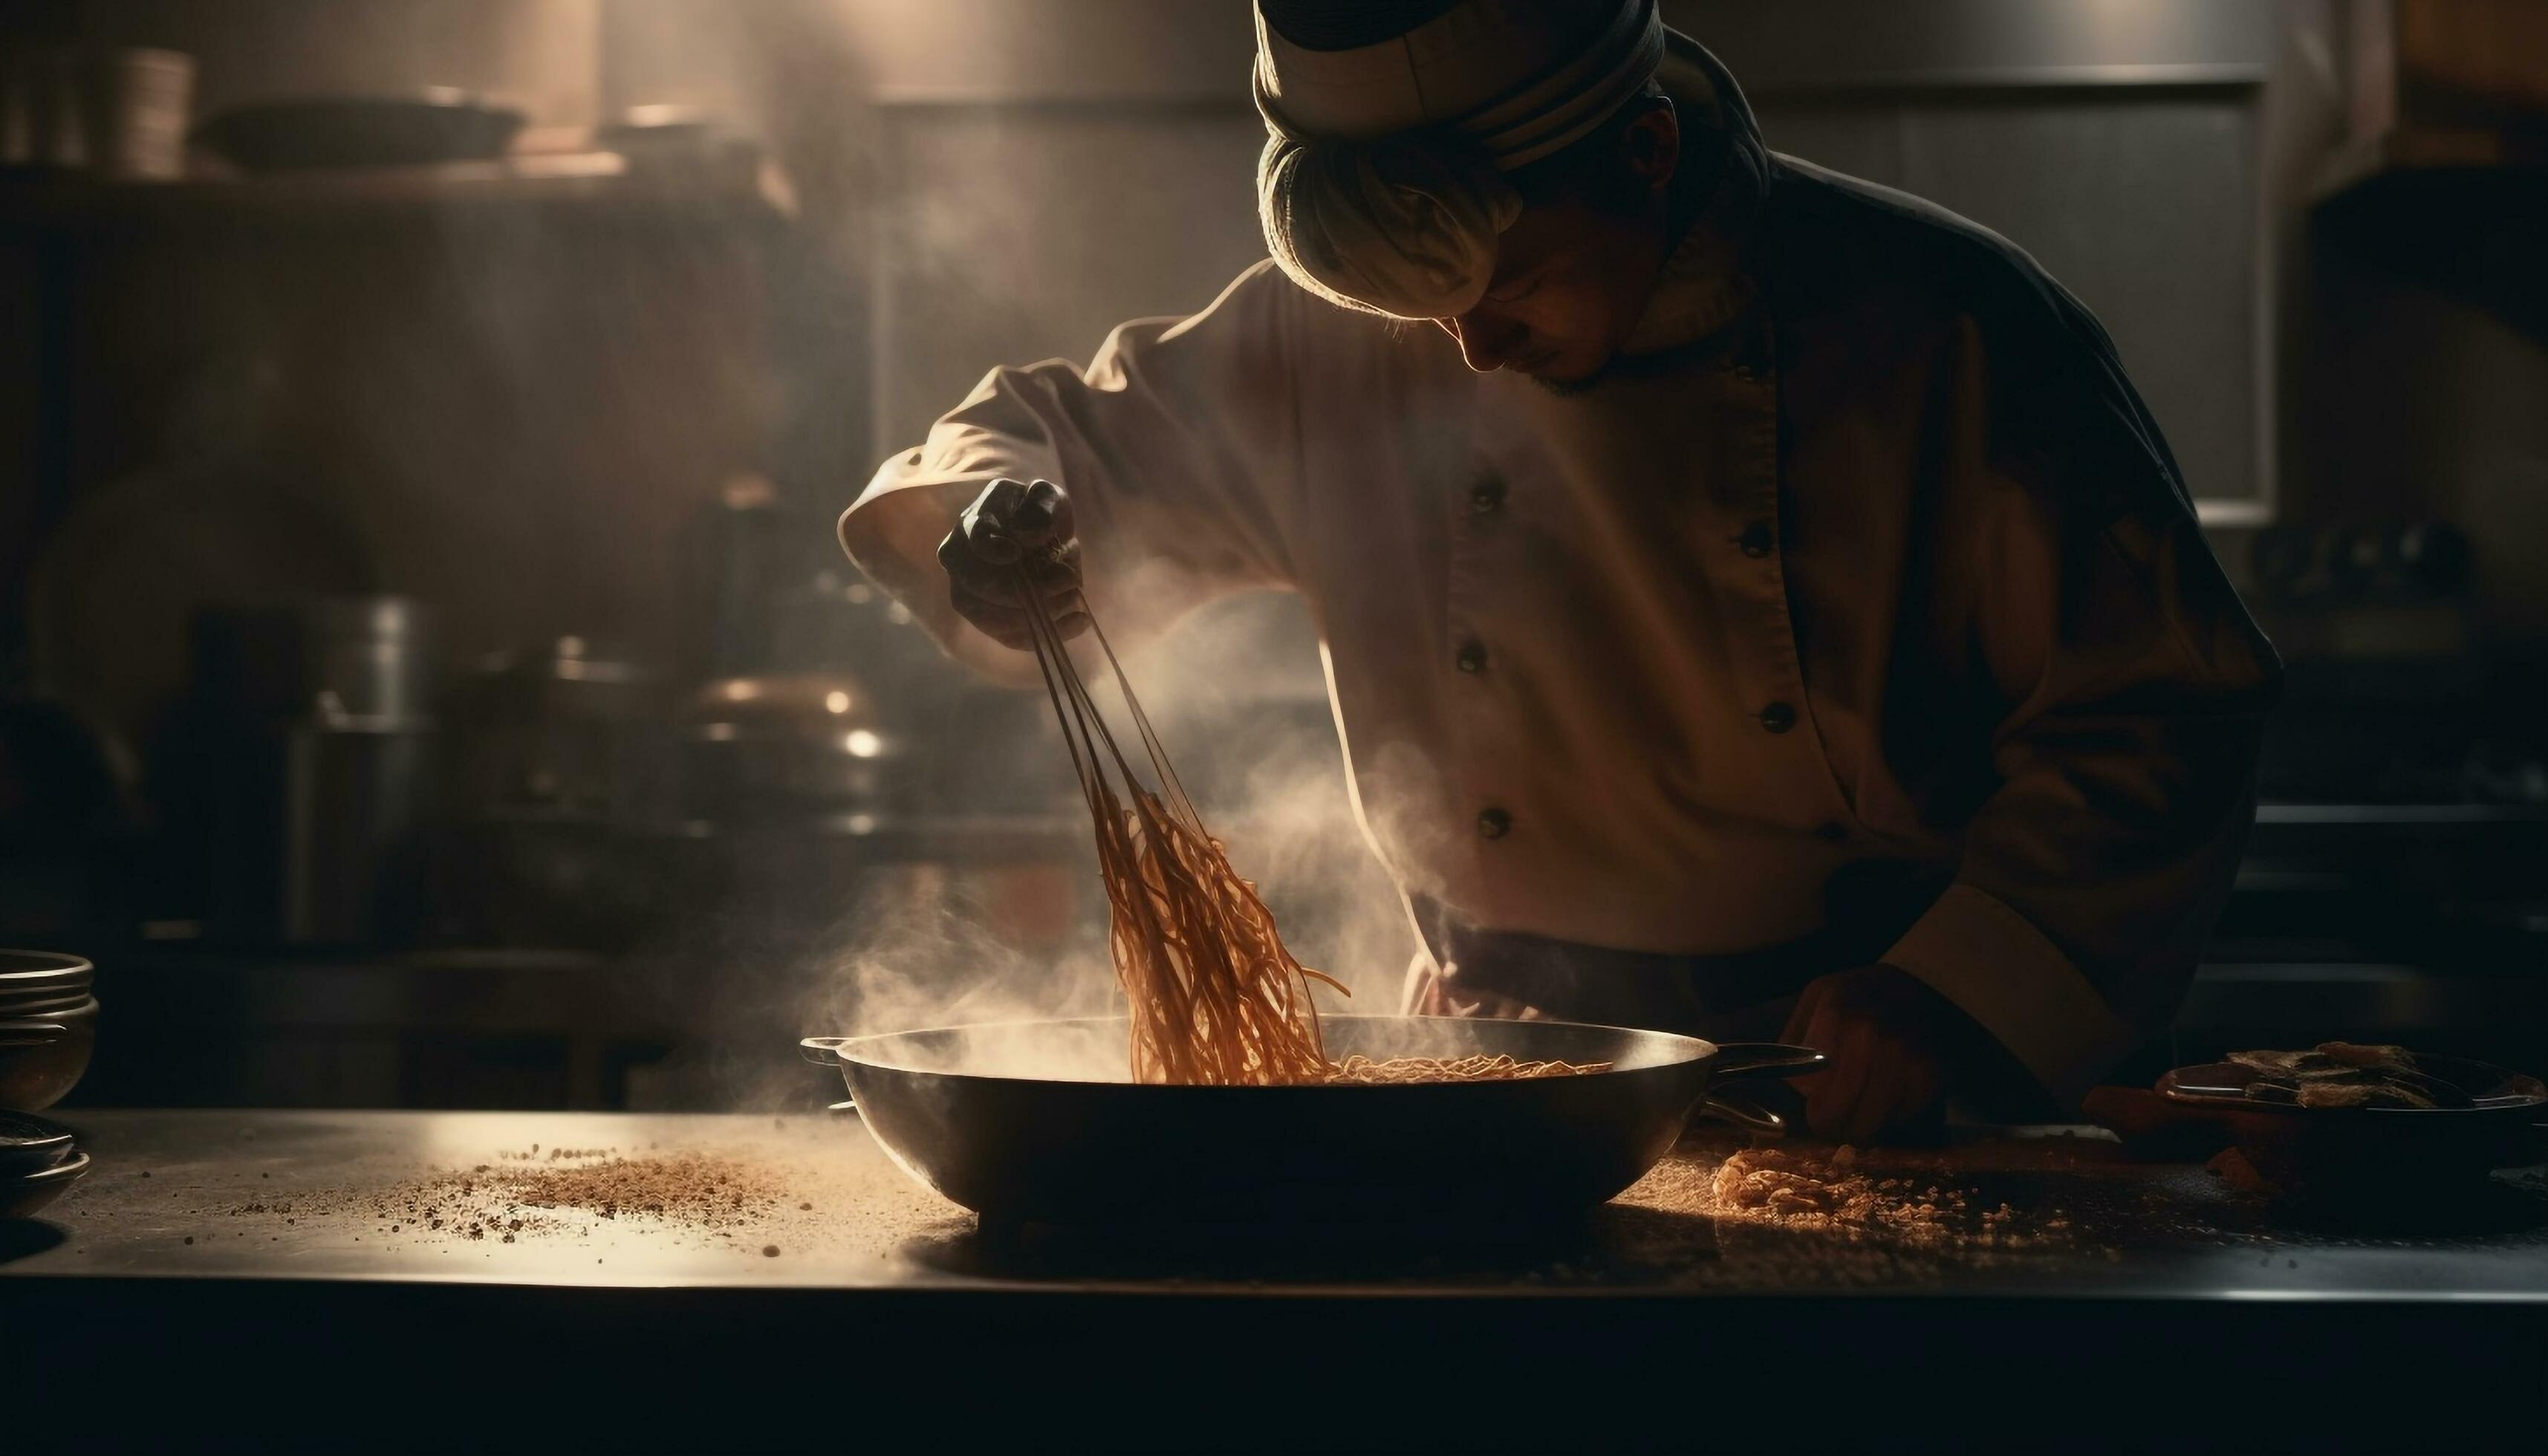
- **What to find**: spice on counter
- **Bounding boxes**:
[495,1151,785,1227]
[202,1145,869,1257]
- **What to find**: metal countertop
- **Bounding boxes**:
[8,1108,2542,1297]
[6,1109,2541,1452]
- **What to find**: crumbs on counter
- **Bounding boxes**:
[494,1145,620,1163]
[1622,1145,2091,1258]
[199,1149,826,1254]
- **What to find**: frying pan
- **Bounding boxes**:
[802,1015,1821,1225]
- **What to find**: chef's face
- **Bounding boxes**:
[1434,104,1682,389]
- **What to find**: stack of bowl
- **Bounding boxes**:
[0,1108,88,1219]
[1,951,95,1218]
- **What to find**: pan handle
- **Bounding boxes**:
[1697,1087,1786,1137]
[800,1036,851,1067]
[1710,1042,1825,1080]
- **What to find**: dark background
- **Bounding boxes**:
[2,1,2542,1111]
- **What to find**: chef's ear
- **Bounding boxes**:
[1621,97,1679,197]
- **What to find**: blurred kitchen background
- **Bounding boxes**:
[2,0,2541,1111]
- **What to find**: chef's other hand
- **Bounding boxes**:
[937,478,1086,651]
[1782,963,1990,1145]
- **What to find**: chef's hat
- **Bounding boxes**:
[1254,0,1668,319]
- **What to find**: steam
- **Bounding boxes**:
[798,867,1117,1041]
[1119,594,1418,1007]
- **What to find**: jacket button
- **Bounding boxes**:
[1732,363,1761,383]
[1758,701,1797,734]
[1476,807,1512,840]
[1468,476,1507,516]
[1455,641,1488,674]
[1738,521,1775,558]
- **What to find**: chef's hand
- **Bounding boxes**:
[937,478,1086,651]
[1782,963,1987,1144]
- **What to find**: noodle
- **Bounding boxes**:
[1327,1054,1616,1084]
[1017,571,1336,1084]
[1015,570,1605,1087]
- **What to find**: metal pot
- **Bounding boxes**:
[189,597,435,727]
[433,637,668,949]
[454,637,662,820]
[175,597,438,946]
[676,672,902,823]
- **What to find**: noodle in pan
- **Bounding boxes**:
[1013,569,1605,1087]
[1327,1053,1614,1084]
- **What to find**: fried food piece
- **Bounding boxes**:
[2230,1048,2340,1078]
[2295,1079,2437,1110]
[2230,1050,2401,1080]
[2229,1041,2471,1109]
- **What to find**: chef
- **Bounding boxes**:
[839,0,2281,1140]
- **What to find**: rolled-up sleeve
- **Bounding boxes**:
[839,260,1309,683]
[1883,290,2282,1103]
